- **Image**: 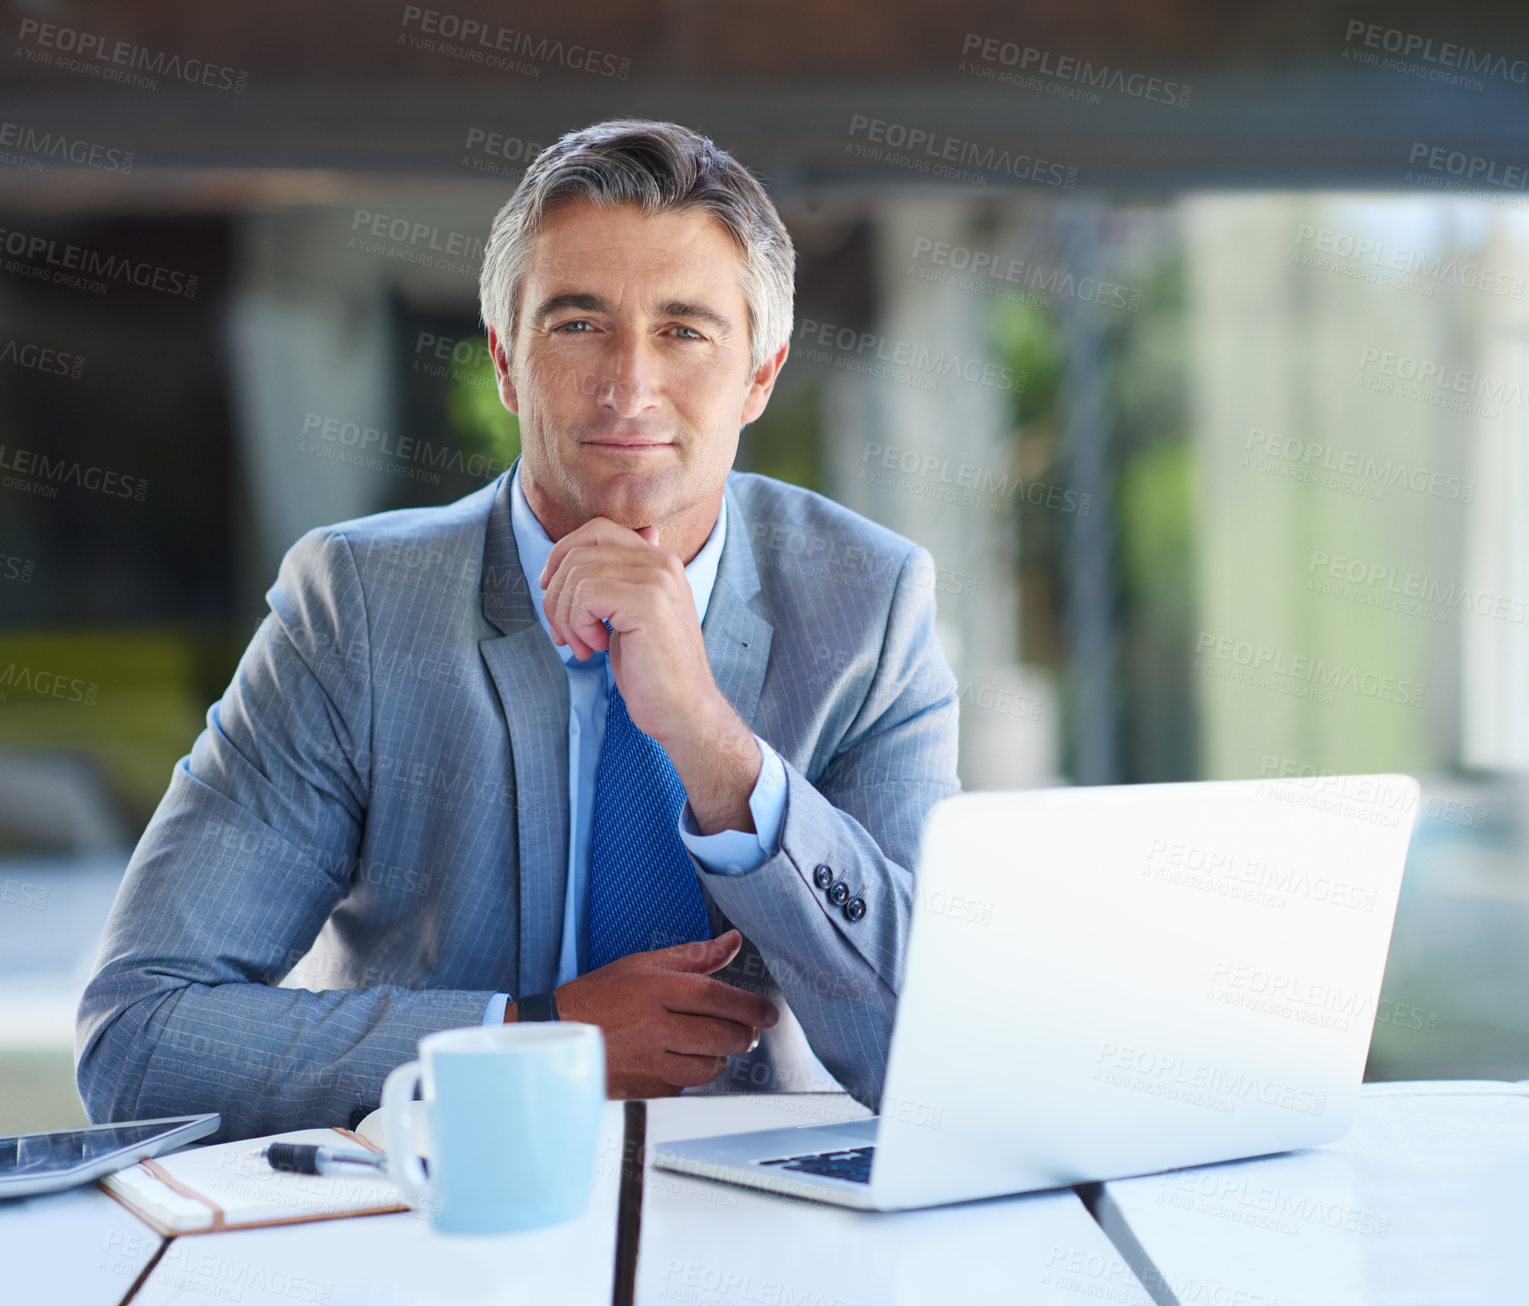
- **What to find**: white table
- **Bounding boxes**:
[127,1099,624,1306]
[0,1100,625,1306]
[7,1084,1527,1305]
[637,1094,1151,1306]
[0,1180,165,1305]
[1093,1080,1529,1306]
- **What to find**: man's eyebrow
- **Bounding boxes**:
[531,292,733,334]
[531,292,605,324]
[658,300,733,334]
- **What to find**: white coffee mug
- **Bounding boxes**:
[381,1022,605,1234]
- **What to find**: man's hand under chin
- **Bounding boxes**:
[537,515,762,835]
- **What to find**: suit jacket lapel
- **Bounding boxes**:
[697,480,775,936]
[478,467,570,997]
[706,479,774,732]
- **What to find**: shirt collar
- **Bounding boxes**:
[509,460,727,667]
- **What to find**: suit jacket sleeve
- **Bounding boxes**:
[75,527,500,1141]
[693,544,961,1110]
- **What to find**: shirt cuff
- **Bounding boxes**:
[483,993,511,1025]
[680,734,787,875]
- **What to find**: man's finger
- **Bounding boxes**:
[538,517,615,589]
[611,1077,683,1100]
[541,553,657,653]
[541,558,614,659]
[538,517,654,589]
[663,928,742,973]
[662,1012,761,1059]
[666,972,780,1030]
[659,1050,732,1089]
[558,597,612,661]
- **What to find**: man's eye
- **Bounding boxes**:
[672,325,703,340]
[554,320,592,333]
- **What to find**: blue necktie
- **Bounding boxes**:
[586,680,712,971]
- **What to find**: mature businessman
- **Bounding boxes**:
[77,118,961,1141]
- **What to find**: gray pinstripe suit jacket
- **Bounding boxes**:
[75,465,960,1141]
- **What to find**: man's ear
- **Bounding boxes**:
[740,339,789,426]
[487,325,519,414]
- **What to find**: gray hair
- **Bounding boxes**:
[478,118,796,380]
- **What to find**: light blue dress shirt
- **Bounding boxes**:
[482,465,788,1023]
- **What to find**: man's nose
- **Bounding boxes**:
[596,333,659,415]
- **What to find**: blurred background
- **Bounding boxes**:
[3,0,1529,1131]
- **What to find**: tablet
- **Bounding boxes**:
[0,1114,221,1199]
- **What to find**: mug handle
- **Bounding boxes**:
[380,1059,430,1202]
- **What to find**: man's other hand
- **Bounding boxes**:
[552,928,779,1098]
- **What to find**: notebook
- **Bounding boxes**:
[99,1126,410,1236]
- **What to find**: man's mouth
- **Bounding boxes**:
[582,435,673,450]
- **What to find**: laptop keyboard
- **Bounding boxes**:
[757,1145,875,1184]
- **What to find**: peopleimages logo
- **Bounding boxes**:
[1294,223,1524,298]
[1095,1041,1328,1116]
[0,121,134,173]
[298,413,509,485]
[0,225,198,299]
[1209,960,1375,1019]
[1242,426,1473,503]
[1156,1168,1393,1240]
[459,128,542,180]
[860,441,1088,517]
[0,662,99,705]
[347,210,483,279]
[0,443,147,502]
[959,31,1192,107]
[14,18,249,93]
[410,331,493,387]
[398,5,631,79]
[846,115,1078,189]
[1357,346,1529,412]
[1260,755,1485,830]
[1145,836,1381,910]
[1,552,37,584]
[1308,550,1529,625]
[1193,631,1424,708]
[0,335,84,379]
[908,237,1141,311]
[798,318,1024,395]
[1343,20,1528,87]
[1405,142,1529,202]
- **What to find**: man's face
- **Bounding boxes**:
[490,199,787,557]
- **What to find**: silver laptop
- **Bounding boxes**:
[654,776,1421,1210]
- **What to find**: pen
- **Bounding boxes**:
[255,1143,388,1176]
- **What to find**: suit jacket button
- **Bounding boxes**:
[813,864,833,890]
[844,897,867,922]
[827,881,850,907]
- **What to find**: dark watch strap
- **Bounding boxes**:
[516,992,558,1022]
